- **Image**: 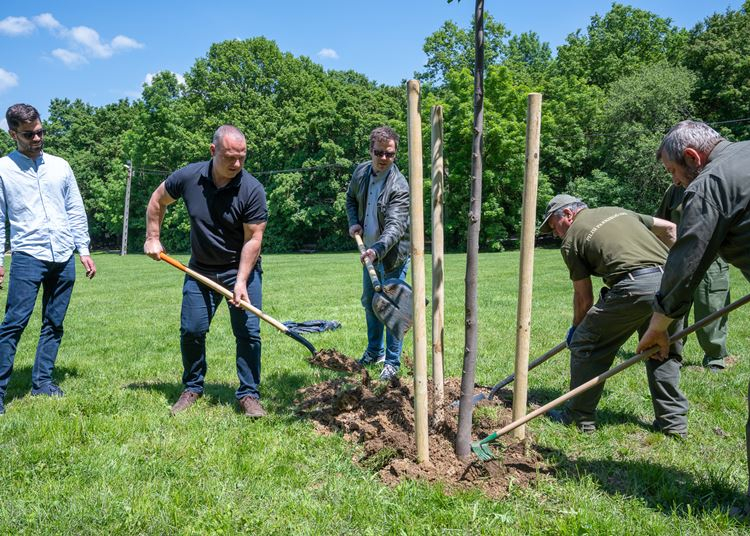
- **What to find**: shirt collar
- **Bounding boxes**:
[707,140,731,164]
[12,149,45,165]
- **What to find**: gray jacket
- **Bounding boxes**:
[346,162,410,273]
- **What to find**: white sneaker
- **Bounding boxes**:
[379,364,399,381]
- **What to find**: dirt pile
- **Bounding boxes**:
[299,349,548,497]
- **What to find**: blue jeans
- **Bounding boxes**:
[361,260,409,368]
[180,265,262,400]
[0,252,76,397]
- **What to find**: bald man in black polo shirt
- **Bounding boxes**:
[144,125,268,418]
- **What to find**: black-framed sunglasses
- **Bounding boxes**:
[15,129,45,140]
[373,149,396,159]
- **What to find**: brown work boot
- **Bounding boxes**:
[238,396,266,418]
[171,390,201,415]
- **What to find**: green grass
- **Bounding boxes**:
[1,249,749,534]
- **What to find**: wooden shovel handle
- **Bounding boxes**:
[353,234,381,292]
[488,291,750,440]
[159,252,288,333]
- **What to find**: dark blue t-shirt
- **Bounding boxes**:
[164,160,267,272]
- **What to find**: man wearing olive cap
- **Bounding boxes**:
[540,194,688,436]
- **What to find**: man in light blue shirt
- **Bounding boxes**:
[0,103,96,415]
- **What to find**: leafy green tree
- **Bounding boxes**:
[684,1,750,138]
[539,75,605,194]
[504,31,552,81]
[555,3,687,88]
[416,14,510,86]
[0,131,13,156]
[576,62,696,212]
[44,98,137,249]
[425,64,551,250]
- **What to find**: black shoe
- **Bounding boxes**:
[653,420,687,439]
[31,383,64,397]
[706,364,725,373]
[547,408,596,433]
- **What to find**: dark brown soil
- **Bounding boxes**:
[299,349,548,497]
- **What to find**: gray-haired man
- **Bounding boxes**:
[638,120,750,514]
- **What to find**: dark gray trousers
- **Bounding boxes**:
[568,272,689,434]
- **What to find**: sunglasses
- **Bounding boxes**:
[373,149,396,159]
[15,129,45,140]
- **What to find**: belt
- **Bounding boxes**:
[610,265,663,286]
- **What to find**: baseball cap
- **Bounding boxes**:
[538,194,581,234]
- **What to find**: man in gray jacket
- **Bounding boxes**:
[346,126,410,381]
[638,120,750,516]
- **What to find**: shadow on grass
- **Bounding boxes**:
[496,386,655,432]
[543,445,750,521]
[124,366,329,418]
[5,364,80,403]
[125,380,236,408]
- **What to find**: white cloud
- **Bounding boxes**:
[63,25,144,62]
[112,35,143,51]
[51,48,87,67]
[0,16,35,36]
[317,48,339,60]
[0,68,19,92]
[33,13,62,32]
[144,71,185,86]
[1,13,144,67]
[69,26,113,58]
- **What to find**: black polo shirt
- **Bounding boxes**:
[164,160,267,272]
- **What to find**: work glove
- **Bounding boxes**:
[566,325,577,347]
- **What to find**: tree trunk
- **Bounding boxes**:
[456,0,484,459]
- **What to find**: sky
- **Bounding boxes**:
[0,0,742,129]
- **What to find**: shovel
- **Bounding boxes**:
[471,291,750,461]
[354,234,413,340]
[451,340,567,409]
[159,252,316,356]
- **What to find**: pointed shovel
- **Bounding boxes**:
[354,234,413,340]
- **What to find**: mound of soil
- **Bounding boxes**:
[299,350,548,497]
[308,348,364,374]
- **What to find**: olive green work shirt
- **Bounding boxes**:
[561,207,666,287]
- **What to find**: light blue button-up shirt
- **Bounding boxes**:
[0,150,91,267]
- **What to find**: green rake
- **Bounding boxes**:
[472,292,750,461]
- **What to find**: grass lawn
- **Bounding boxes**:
[1,249,749,534]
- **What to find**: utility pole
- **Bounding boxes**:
[121,160,133,256]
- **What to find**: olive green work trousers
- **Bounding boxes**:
[567,272,689,434]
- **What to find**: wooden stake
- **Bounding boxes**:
[430,105,445,423]
[407,79,429,464]
[512,92,542,440]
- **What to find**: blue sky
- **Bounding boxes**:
[0,0,741,128]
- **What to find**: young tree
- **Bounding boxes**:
[456,0,484,459]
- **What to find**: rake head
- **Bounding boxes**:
[470,432,499,461]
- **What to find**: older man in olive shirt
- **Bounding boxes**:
[639,120,750,513]
[539,194,688,436]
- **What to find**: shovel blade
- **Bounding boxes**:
[371,279,413,340]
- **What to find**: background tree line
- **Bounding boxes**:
[1,2,748,253]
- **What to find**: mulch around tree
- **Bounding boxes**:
[298,348,549,498]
